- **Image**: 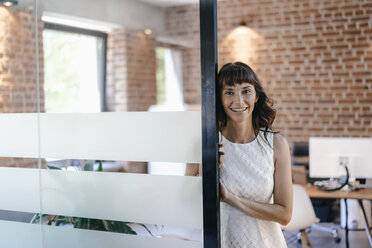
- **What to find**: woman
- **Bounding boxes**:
[218,62,292,247]
[186,62,292,247]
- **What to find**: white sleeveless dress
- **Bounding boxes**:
[220,131,287,248]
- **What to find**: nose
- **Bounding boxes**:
[234,93,244,105]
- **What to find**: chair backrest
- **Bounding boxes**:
[292,142,309,168]
[283,184,319,231]
[291,166,307,185]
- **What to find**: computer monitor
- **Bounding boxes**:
[309,137,372,179]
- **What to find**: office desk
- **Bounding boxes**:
[306,185,372,248]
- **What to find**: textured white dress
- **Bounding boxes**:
[220,131,287,248]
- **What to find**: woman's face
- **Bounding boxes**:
[221,82,258,124]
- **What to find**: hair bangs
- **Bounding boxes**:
[219,63,259,87]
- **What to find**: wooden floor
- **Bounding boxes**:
[284,223,370,248]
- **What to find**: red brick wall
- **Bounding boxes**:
[106,28,157,112]
[165,5,201,104]
[106,29,128,112]
[0,7,44,168]
[106,28,157,173]
[165,0,372,143]
[0,7,44,113]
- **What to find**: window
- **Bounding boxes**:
[43,23,107,113]
[153,47,184,110]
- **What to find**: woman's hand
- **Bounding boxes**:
[220,179,231,202]
[218,144,225,168]
[219,144,228,202]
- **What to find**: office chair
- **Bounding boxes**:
[283,184,319,248]
[291,142,341,244]
[292,142,310,169]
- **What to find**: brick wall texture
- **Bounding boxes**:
[0,7,44,113]
[106,28,157,172]
[165,0,372,143]
[165,5,201,105]
[106,29,157,112]
[0,7,44,168]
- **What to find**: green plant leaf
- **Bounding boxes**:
[74,218,82,228]
[47,165,62,170]
[83,163,94,171]
[97,160,103,171]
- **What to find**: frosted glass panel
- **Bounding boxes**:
[0,114,39,159]
[0,167,202,228]
[0,167,40,213]
[39,111,201,162]
[42,224,202,248]
[0,112,201,163]
[41,169,203,228]
[0,220,202,248]
[0,221,41,248]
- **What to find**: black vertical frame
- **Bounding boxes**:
[200,0,219,248]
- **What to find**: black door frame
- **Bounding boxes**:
[200,0,219,247]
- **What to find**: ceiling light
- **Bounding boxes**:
[144,29,152,35]
[0,0,18,7]
[233,21,248,28]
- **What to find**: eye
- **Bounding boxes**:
[242,89,251,94]
[224,91,234,95]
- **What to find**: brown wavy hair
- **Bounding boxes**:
[217,62,277,145]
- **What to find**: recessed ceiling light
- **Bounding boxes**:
[0,0,18,7]
[144,29,152,35]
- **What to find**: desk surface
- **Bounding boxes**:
[305,185,372,200]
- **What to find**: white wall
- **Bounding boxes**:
[21,0,166,33]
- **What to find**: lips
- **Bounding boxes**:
[230,107,248,112]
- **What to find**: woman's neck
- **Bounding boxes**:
[222,119,256,144]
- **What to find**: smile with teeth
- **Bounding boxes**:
[230,107,248,112]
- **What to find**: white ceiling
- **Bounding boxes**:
[137,0,198,7]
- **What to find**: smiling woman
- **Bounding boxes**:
[220,83,257,140]
[217,62,293,248]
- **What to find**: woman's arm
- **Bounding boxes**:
[185,144,224,176]
[220,134,293,225]
[185,163,200,176]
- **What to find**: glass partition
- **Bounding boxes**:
[38,0,202,247]
[1,0,204,247]
[0,1,41,245]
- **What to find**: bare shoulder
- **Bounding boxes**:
[273,133,290,163]
[273,133,289,149]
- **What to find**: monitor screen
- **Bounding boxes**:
[309,137,372,179]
